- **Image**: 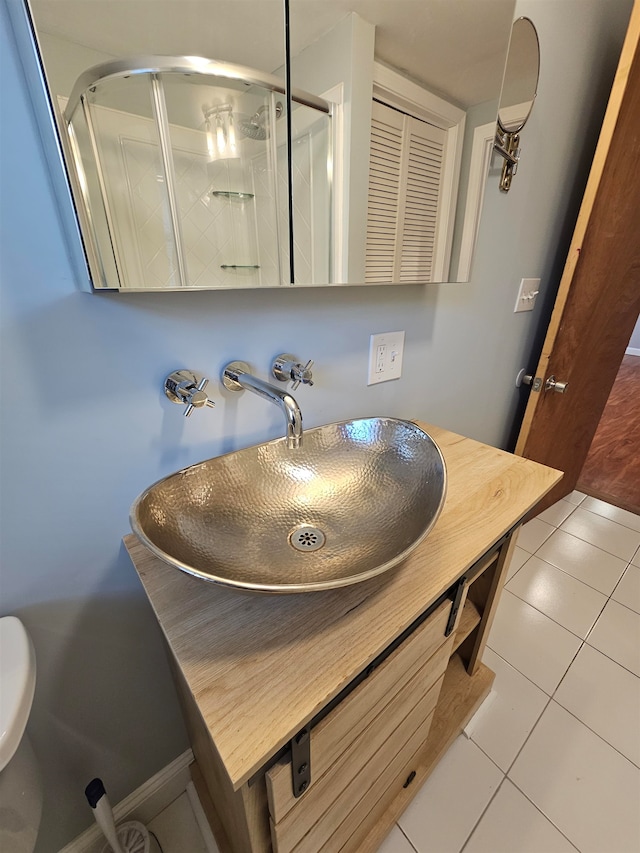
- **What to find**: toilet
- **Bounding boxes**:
[0,616,42,853]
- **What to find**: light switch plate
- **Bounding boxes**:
[514,278,541,313]
[368,331,405,385]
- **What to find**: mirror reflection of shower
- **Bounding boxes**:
[63,57,330,290]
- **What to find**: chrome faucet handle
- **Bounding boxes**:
[164,370,216,417]
[272,353,314,391]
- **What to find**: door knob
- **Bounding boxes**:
[544,375,568,394]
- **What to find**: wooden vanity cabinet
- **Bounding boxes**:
[125,422,561,853]
[169,537,510,853]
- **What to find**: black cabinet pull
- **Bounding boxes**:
[403,770,417,788]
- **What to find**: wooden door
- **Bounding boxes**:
[514,3,640,515]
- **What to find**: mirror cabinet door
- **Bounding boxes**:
[17,0,524,290]
[22,0,289,290]
[287,0,517,285]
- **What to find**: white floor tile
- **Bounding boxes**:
[148,792,208,853]
[506,556,607,639]
[517,518,555,554]
[537,499,576,528]
[613,564,640,614]
[398,736,503,853]
[587,599,640,676]
[632,545,640,567]
[563,490,587,506]
[376,825,415,853]
[510,702,640,853]
[463,779,578,853]
[536,529,627,595]
[560,507,640,561]
[472,647,549,772]
[487,591,581,695]
[580,497,640,533]
[555,643,640,767]
[506,546,530,581]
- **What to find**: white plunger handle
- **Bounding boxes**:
[94,794,125,853]
[85,778,125,853]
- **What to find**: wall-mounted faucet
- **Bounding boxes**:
[164,370,216,417]
[222,361,304,449]
[271,353,314,391]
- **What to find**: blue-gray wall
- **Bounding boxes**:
[0,0,632,847]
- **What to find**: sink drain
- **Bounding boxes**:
[289,525,326,552]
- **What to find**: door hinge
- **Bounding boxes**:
[291,725,311,797]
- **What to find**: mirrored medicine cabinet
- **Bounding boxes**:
[10,0,524,291]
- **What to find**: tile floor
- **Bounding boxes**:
[149,493,640,853]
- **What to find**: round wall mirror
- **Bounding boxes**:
[498,17,540,133]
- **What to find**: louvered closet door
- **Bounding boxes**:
[400,115,446,282]
[365,101,446,284]
[365,102,404,282]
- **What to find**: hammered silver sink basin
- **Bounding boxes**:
[130,418,446,593]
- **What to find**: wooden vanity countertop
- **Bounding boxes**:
[124,422,561,791]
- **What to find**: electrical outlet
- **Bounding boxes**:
[368,331,405,385]
[514,278,541,313]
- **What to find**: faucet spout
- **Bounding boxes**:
[222,362,303,448]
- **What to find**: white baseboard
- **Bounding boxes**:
[59,749,194,853]
[625,346,640,357]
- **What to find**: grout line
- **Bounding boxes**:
[458,776,508,853]
[504,774,581,852]
[526,536,626,597]
[505,566,524,584]
[395,822,420,852]
[547,697,640,771]
[503,584,604,643]
[465,735,507,776]
[582,636,640,679]
[550,639,587,699]
[603,587,640,618]
[487,681,581,845]
[556,512,640,561]
[582,595,614,645]
[483,643,553,698]
[537,498,579,522]
[495,693,554,777]
[570,502,640,535]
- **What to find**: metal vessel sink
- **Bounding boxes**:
[130,418,446,593]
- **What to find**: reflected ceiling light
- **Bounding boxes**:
[203,105,237,160]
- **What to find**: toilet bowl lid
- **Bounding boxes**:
[0,616,36,772]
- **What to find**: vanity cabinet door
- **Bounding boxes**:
[266,598,454,852]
